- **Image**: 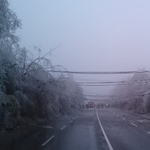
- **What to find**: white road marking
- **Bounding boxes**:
[73,116,78,120]
[60,125,67,130]
[69,120,73,123]
[130,123,137,127]
[96,108,114,150]
[41,135,55,146]
[113,112,115,115]
[136,119,150,123]
[42,126,53,129]
[122,118,125,120]
[147,131,150,135]
[116,115,119,117]
[31,124,53,129]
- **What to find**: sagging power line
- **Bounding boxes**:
[77,79,150,86]
[84,91,150,101]
[77,79,150,84]
[49,70,150,74]
[79,83,149,86]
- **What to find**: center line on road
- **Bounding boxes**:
[96,109,114,150]
[130,123,137,127]
[60,125,67,130]
[116,115,119,117]
[122,118,125,120]
[41,135,55,146]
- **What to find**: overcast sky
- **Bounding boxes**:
[9,0,150,96]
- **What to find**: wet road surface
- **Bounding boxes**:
[98,108,150,150]
[43,110,107,150]
[2,108,150,150]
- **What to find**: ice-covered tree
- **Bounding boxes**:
[0,0,21,93]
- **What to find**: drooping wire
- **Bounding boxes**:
[49,70,150,74]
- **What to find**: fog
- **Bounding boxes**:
[9,0,150,96]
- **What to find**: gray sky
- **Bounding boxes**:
[9,0,150,96]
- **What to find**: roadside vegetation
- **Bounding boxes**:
[0,0,84,130]
[111,72,150,114]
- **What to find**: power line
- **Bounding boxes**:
[79,83,150,86]
[80,84,126,86]
[84,98,110,101]
[84,94,148,102]
[49,70,150,75]
[84,94,119,98]
[84,91,150,98]
[77,79,150,84]
[77,79,150,86]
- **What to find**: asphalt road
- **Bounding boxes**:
[2,108,150,150]
[43,110,108,150]
[97,108,150,150]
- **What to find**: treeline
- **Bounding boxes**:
[0,0,84,129]
[111,72,150,114]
